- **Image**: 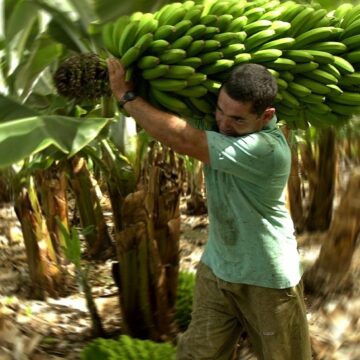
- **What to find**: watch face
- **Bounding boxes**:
[124,91,136,101]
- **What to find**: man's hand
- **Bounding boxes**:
[106,58,133,101]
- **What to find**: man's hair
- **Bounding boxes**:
[222,64,278,116]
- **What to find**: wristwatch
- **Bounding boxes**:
[118,90,137,107]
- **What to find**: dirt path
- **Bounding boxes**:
[0,203,359,359]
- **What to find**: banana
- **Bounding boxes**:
[260,8,285,21]
[295,78,331,95]
[150,87,189,115]
[251,49,282,63]
[243,19,272,36]
[304,50,335,64]
[137,55,160,69]
[217,14,234,32]
[189,97,214,114]
[170,35,193,50]
[305,103,331,114]
[270,20,291,35]
[290,62,319,74]
[328,91,360,105]
[118,20,140,56]
[326,84,343,96]
[203,26,221,39]
[334,3,353,22]
[280,71,294,82]
[327,101,360,116]
[120,46,141,68]
[168,20,193,42]
[266,58,297,71]
[142,64,170,80]
[135,15,158,41]
[278,89,301,108]
[153,25,176,41]
[147,39,170,54]
[213,32,238,46]
[345,50,360,64]
[288,7,315,37]
[303,109,330,128]
[200,59,235,75]
[305,41,347,55]
[185,24,207,40]
[288,81,312,97]
[177,85,208,97]
[130,11,143,21]
[134,33,154,54]
[183,7,203,24]
[203,79,222,94]
[280,3,306,23]
[227,16,248,32]
[164,65,195,80]
[338,72,360,86]
[228,32,248,44]
[276,104,299,116]
[202,39,222,53]
[221,44,245,58]
[276,78,288,89]
[244,29,276,51]
[112,16,130,49]
[182,1,195,10]
[332,55,355,74]
[186,73,207,86]
[268,69,280,79]
[244,7,266,23]
[234,53,252,65]
[150,78,187,92]
[304,69,339,84]
[342,34,360,51]
[199,51,224,65]
[301,94,325,104]
[300,8,327,35]
[258,37,295,50]
[293,27,337,49]
[200,14,218,26]
[187,40,206,56]
[208,1,230,16]
[102,22,118,56]
[285,50,314,63]
[159,49,187,64]
[341,5,360,31]
[178,57,202,69]
[161,6,187,26]
[262,0,282,11]
[320,64,341,79]
[228,1,247,17]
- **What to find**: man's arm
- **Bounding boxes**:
[107,58,210,164]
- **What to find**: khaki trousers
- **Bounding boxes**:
[177,262,312,360]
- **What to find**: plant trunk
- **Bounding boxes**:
[305,128,336,232]
[304,167,360,294]
[14,177,62,299]
[68,156,114,260]
[114,149,181,341]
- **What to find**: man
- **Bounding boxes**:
[107,58,312,360]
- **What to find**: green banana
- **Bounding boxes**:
[295,78,331,95]
[278,89,301,107]
[320,64,341,79]
[342,34,360,51]
[118,20,140,56]
[326,101,360,116]
[178,57,202,69]
[285,50,314,63]
[288,7,315,37]
[332,55,355,74]
[199,51,224,65]
[345,50,360,64]
[280,71,294,82]
[258,37,295,50]
[185,24,207,40]
[164,65,195,80]
[186,73,207,86]
[189,97,214,114]
[134,33,154,54]
[221,44,245,58]
[328,91,360,105]
[137,55,160,69]
[280,3,306,23]
[168,20,193,42]
[170,35,193,50]
[150,87,189,115]
[334,3,353,23]
[135,15,158,41]
[268,69,280,79]
[203,26,221,39]
[304,69,339,84]
[303,50,335,64]
[288,81,312,97]
[112,15,130,52]
[305,103,331,114]
[177,85,208,97]
[203,79,222,94]
[244,7,266,23]
[208,1,230,16]
[183,7,203,24]
[290,62,319,74]
[340,18,360,40]
[148,39,170,54]
[341,3,360,29]
[276,78,288,89]
[266,58,297,71]
[159,49,187,64]
[243,20,272,36]
[200,59,235,75]
[326,84,344,96]
[271,20,291,35]
[338,72,360,86]
[227,16,248,32]
[187,40,205,56]
[142,64,170,80]
[161,6,187,26]
[120,46,141,68]
[200,14,218,26]
[234,53,252,65]
[251,49,283,63]
[102,22,118,56]
[301,94,325,104]
[299,8,327,35]
[244,29,276,51]
[150,78,187,91]
[305,41,347,54]
[153,25,176,41]
[202,40,222,53]
[217,14,234,32]
[276,103,299,116]
[293,27,337,49]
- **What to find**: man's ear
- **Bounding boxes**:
[261,107,276,124]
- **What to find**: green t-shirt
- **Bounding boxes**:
[202,116,302,289]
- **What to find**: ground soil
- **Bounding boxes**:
[0,199,359,359]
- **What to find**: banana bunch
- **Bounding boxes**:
[101,0,360,130]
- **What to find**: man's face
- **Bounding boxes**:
[215,88,273,137]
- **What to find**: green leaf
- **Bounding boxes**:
[0,95,38,121]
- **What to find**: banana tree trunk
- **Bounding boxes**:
[35,163,69,264]
[14,177,63,300]
[68,156,114,260]
[114,149,181,341]
[304,167,360,294]
[304,127,336,232]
